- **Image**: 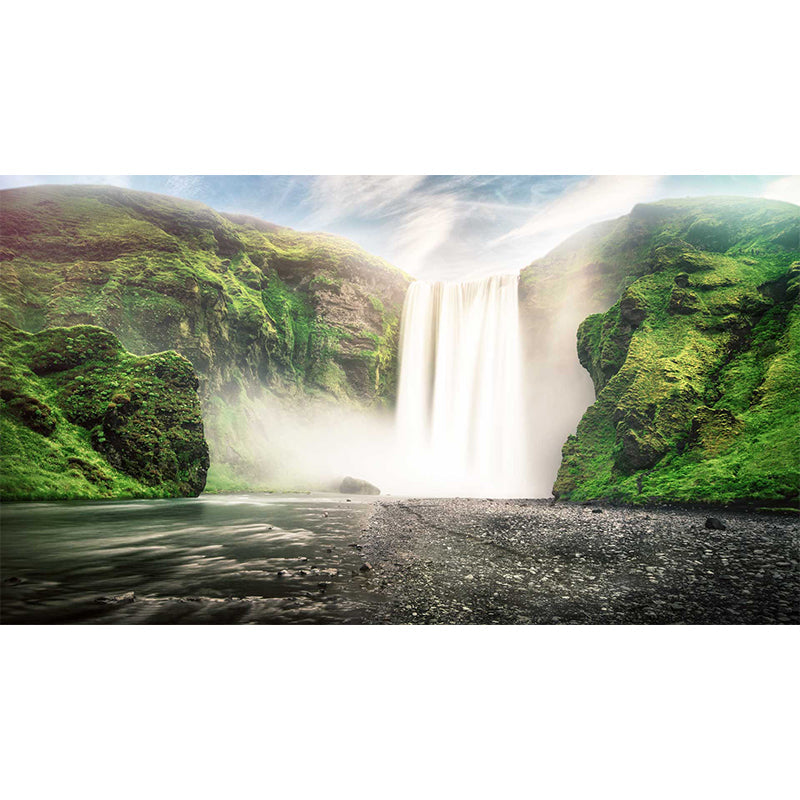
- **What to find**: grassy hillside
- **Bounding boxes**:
[534,197,800,505]
[0,322,209,500]
[0,185,411,488]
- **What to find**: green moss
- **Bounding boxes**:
[551,200,800,506]
[261,273,313,373]
[308,271,343,290]
[0,322,209,500]
[0,185,411,489]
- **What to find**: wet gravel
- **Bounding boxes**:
[360,499,800,624]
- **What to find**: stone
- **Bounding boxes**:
[674,272,690,288]
[705,517,727,531]
[339,476,381,495]
[668,286,703,315]
[359,563,372,572]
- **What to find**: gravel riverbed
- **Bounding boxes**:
[359,499,799,624]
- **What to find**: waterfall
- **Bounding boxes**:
[395,273,529,497]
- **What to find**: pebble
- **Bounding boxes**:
[359,498,799,625]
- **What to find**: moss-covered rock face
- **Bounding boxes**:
[0,185,410,485]
[0,322,209,500]
[540,197,800,506]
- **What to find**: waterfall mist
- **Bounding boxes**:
[225,272,597,499]
[520,296,597,496]
[208,393,402,493]
[395,273,530,497]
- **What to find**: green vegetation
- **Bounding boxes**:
[540,198,800,505]
[6,187,795,507]
[0,322,209,500]
[0,185,410,487]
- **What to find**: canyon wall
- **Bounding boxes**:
[520,197,800,505]
[0,185,410,489]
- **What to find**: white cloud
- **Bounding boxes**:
[305,175,426,225]
[164,175,207,198]
[304,175,461,276]
[301,175,668,278]
[761,176,800,206]
[387,195,459,277]
[490,175,663,257]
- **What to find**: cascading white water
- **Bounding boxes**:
[395,273,529,497]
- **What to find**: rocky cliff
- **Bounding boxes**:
[0,322,209,499]
[4,186,797,505]
[528,197,800,505]
[0,185,411,488]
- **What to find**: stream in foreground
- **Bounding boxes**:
[1,493,382,624]
[2,494,797,624]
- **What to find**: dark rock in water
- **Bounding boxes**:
[277,569,291,577]
[359,563,372,572]
[705,517,727,530]
[3,576,25,585]
[340,476,381,495]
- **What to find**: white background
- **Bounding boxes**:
[2,1,798,798]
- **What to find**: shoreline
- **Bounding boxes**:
[359,498,800,624]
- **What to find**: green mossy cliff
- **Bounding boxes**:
[0,185,410,486]
[0,322,209,500]
[541,197,800,505]
[4,187,797,505]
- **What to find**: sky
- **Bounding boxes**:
[1,174,798,281]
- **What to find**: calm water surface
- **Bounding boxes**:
[0,493,383,624]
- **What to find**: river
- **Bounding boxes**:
[3,494,796,625]
[1,493,382,624]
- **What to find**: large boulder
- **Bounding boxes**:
[339,476,381,495]
[0,322,209,500]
